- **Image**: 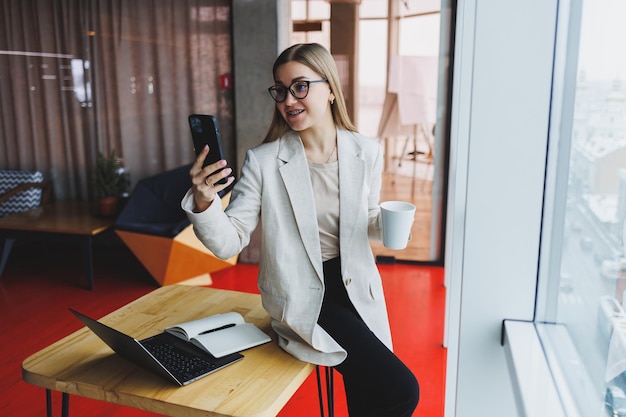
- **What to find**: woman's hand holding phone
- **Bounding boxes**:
[190,145,234,213]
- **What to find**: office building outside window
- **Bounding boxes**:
[537,0,626,415]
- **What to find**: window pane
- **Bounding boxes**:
[360,0,387,19]
[357,19,387,137]
[398,0,440,17]
[398,14,440,56]
[292,0,307,21]
[306,0,329,20]
[291,0,329,21]
[291,0,329,46]
[538,0,626,415]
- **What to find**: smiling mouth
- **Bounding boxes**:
[287,109,304,116]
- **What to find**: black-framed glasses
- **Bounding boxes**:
[267,79,328,103]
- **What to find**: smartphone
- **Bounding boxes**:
[188,114,228,185]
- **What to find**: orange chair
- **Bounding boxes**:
[114,165,237,286]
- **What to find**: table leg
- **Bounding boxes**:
[78,237,94,291]
[62,392,70,417]
[46,389,51,417]
[0,238,15,278]
[46,389,70,417]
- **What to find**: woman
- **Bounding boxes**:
[182,43,419,416]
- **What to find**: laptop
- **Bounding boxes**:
[70,308,243,386]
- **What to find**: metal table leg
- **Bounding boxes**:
[0,238,15,278]
[46,389,70,416]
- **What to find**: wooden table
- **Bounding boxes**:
[22,285,316,417]
[0,200,113,290]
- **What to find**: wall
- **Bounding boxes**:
[232,0,290,171]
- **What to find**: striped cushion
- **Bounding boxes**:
[0,170,44,217]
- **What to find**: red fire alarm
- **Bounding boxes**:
[219,74,232,89]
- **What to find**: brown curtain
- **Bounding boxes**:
[0,0,90,199]
[0,0,233,200]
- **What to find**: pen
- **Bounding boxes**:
[199,323,236,335]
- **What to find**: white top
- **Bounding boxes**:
[307,159,340,261]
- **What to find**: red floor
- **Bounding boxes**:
[0,236,445,416]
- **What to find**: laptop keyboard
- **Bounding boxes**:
[142,338,218,381]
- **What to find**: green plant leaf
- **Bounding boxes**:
[93,150,128,198]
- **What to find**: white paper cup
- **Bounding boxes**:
[380,201,416,250]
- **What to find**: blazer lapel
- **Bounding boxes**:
[278,132,324,280]
[338,130,365,266]
[277,130,366,280]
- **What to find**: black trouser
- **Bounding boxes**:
[317,257,419,417]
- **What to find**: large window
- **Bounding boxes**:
[290,0,330,46]
[358,0,388,138]
[536,0,626,415]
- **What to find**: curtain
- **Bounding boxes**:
[0,0,90,199]
[0,0,233,200]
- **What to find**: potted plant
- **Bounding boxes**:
[93,150,128,217]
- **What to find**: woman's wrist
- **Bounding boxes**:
[193,199,212,213]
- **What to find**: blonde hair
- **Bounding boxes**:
[262,43,356,143]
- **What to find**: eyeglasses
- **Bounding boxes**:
[267,79,328,103]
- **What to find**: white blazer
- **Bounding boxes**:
[181,128,392,366]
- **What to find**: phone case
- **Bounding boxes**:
[188,114,224,168]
